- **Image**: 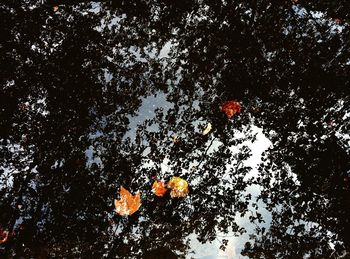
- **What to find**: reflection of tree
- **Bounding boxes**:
[1,0,349,258]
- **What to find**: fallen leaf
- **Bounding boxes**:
[53,6,59,12]
[202,122,212,135]
[172,135,180,144]
[152,180,167,197]
[168,176,189,198]
[0,230,9,245]
[114,186,141,216]
[221,101,241,119]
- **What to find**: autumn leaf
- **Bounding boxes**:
[152,180,167,197]
[221,101,241,119]
[168,176,189,198]
[0,229,9,245]
[202,122,212,135]
[114,186,141,216]
[172,135,180,144]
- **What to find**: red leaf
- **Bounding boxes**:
[0,229,9,245]
[221,101,241,119]
[152,180,167,197]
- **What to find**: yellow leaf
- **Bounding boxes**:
[152,180,167,197]
[168,176,189,198]
[202,122,212,135]
[114,186,141,216]
[172,135,180,144]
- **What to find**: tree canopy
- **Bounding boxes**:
[0,1,349,258]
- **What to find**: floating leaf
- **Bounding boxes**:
[172,135,180,144]
[152,180,167,197]
[202,122,212,135]
[0,229,9,245]
[221,101,241,119]
[114,186,141,216]
[168,176,189,198]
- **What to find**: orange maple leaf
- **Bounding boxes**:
[114,186,141,216]
[168,176,189,198]
[152,180,167,197]
[0,229,9,245]
[221,101,241,119]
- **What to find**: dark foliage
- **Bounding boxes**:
[0,1,349,258]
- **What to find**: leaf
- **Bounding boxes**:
[53,6,59,12]
[168,176,189,198]
[152,180,167,197]
[221,101,241,119]
[202,122,212,135]
[0,230,9,245]
[172,135,180,144]
[114,186,141,216]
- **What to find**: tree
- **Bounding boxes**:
[0,0,349,257]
